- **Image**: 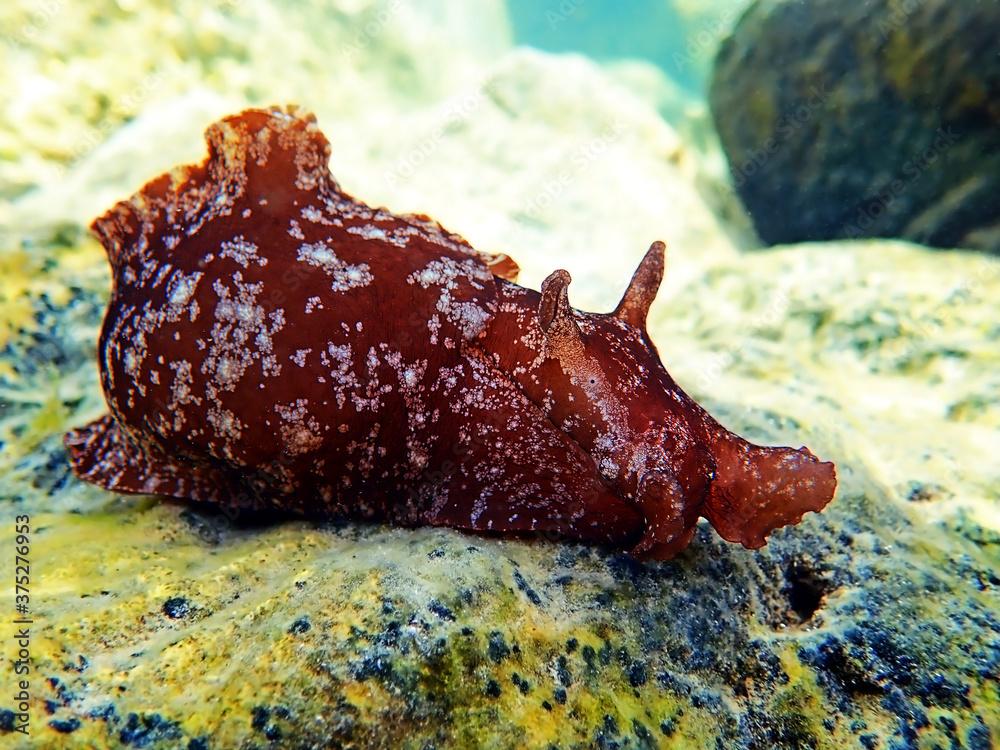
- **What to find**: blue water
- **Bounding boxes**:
[508,0,708,92]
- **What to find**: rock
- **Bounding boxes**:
[4,233,999,749]
[340,48,739,311]
[4,90,245,238]
[604,59,761,252]
[710,0,1000,254]
[5,46,740,313]
[0,0,510,208]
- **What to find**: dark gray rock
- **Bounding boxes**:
[709,0,1000,253]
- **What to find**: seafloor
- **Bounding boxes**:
[0,2,997,749]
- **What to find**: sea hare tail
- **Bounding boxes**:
[64,414,247,505]
[703,437,837,549]
[90,105,334,271]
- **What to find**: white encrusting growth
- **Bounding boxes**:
[449,302,491,341]
[297,240,373,292]
[406,256,493,341]
[203,272,285,398]
[219,235,266,268]
[167,270,203,307]
[288,219,305,240]
[301,204,328,224]
[165,359,200,432]
[320,343,359,409]
[275,400,323,455]
[346,224,388,242]
[206,406,243,445]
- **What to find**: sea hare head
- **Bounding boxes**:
[492,241,837,559]
[65,105,835,562]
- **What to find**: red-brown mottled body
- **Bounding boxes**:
[65,106,836,560]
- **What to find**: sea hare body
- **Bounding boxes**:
[65,106,836,560]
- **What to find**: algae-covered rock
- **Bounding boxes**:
[710,0,1000,254]
[2,233,998,749]
[1,1,999,748]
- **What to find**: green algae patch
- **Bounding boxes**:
[3,505,735,747]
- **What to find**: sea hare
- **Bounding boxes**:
[65,105,836,560]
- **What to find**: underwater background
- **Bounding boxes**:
[0,1,997,748]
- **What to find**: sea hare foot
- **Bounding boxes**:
[65,105,836,560]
